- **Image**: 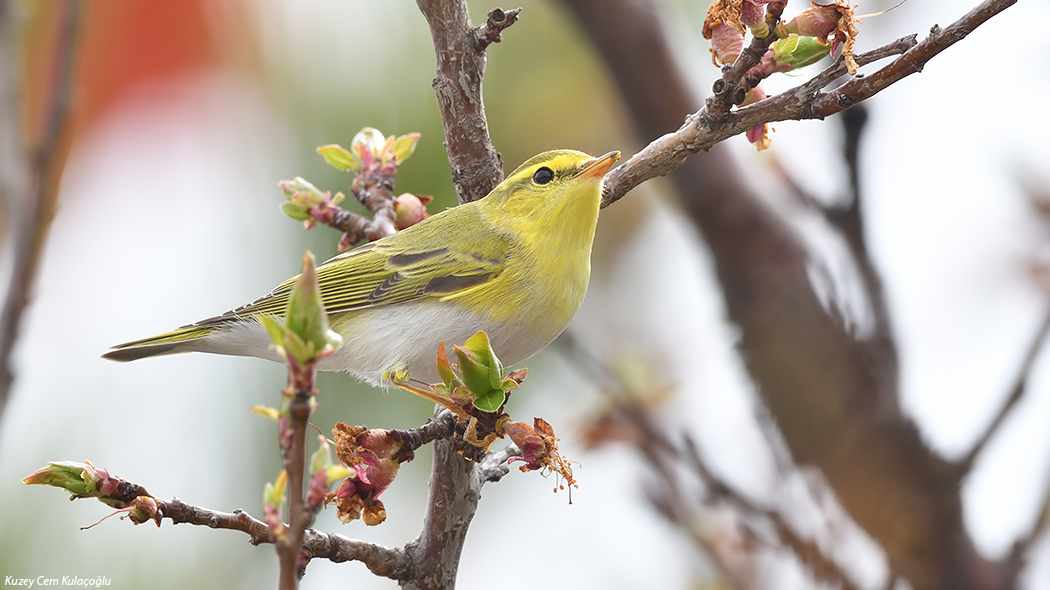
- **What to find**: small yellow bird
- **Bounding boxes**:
[104,149,620,386]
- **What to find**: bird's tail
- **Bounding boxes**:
[102,325,219,362]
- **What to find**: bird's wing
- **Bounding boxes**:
[189,207,511,327]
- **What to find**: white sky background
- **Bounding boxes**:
[1,1,1048,589]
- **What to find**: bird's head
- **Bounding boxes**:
[482,149,620,225]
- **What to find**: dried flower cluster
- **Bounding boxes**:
[704,0,861,150]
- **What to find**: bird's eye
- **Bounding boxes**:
[532,167,555,185]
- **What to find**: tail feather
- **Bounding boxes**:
[103,326,217,362]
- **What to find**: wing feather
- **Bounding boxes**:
[187,205,511,329]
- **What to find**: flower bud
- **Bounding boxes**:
[393,193,431,230]
[741,0,768,38]
[771,34,832,70]
[22,461,99,497]
[264,470,289,541]
[783,5,840,39]
[350,127,386,171]
[453,331,508,413]
[780,1,860,75]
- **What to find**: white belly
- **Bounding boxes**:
[201,299,559,387]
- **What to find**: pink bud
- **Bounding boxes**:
[741,1,768,37]
[708,22,744,66]
[393,193,431,230]
[785,6,839,39]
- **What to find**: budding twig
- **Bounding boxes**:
[600,0,1017,209]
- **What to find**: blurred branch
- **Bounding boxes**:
[683,438,860,590]
[559,0,1015,587]
[562,333,859,589]
[416,1,516,203]
[599,0,1017,208]
[829,104,899,397]
[959,308,1050,474]
[1008,470,1050,582]
[0,0,81,426]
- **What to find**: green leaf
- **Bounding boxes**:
[435,343,457,386]
[284,252,330,360]
[462,331,503,390]
[258,315,288,349]
[472,389,506,413]
[772,34,831,70]
[264,470,288,507]
[251,405,281,421]
[392,133,420,163]
[282,330,310,364]
[310,436,333,477]
[22,461,95,495]
[317,144,359,172]
[325,465,354,486]
[280,201,311,221]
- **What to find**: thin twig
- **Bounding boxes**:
[159,498,414,579]
[302,529,412,579]
[959,308,1050,473]
[559,333,859,588]
[161,498,273,545]
[276,373,314,590]
[475,7,521,50]
[0,0,82,426]
[703,0,786,122]
[476,444,520,483]
[827,104,900,410]
[600,0,1017,208]
[682,438,859,590]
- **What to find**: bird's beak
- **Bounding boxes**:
[578,151,620,180]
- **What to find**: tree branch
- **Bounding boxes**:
[959,307,1050,473]
[276,371,316,590]
[395,3,527,587]
[563,332,860,589]
[415,1,517,203]
[599,0,1016,208]
[682,438,860,590]
[399,408,518,590]
[0,0,81,427]
[159,498,414,579]
[559,0,1018,587]
[146,411,503,584]
[704,0,786,121]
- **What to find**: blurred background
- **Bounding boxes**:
[1,0,1048,588]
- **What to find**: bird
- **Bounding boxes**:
[103,149,620,387]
